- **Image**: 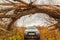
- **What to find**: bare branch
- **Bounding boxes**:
[0,5,58,31]
[0,27,9,33]
[0,15,15,18]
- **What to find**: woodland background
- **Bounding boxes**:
[0,0,60,40]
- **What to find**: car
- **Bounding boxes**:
[24,26,40,40]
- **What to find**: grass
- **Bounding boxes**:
[0,26,60,40]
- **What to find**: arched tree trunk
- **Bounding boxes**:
[6,5,60,31]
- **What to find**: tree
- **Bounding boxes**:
[0,0,60,31]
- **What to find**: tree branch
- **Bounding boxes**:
[0,27,9,33]
[2,5,60,31]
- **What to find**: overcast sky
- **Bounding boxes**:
[15,13,58,27]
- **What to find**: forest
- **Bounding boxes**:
[0,0,60,40]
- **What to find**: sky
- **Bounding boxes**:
[15,13,58,27]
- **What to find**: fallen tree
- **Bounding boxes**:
[0,0,60,31]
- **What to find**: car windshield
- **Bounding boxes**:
[26,26,36,29]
